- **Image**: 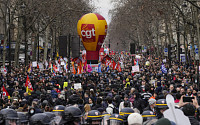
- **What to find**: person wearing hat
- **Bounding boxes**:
[155,99,168,119]
[102,112,111,125]
[154,118,172,125]
[142,110,157,125]
[17,112,29,125]
[29,113,52,125]
[144,98,156,113]
[86,110,102,125]
[0,108,19,125]
[128,113,143,125]
[120,107,134,124]
[109,114,123,125]
[52,105,65,125]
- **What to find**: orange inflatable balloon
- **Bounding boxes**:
[77,13,107,63]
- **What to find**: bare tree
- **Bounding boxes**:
[0,0,93,67]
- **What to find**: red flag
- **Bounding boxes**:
[37,64,39,69]
[134,60,137,65]
[116,62,121,72]
[3,66,7,74]
[112,60,116,70]
[105,55,112,60]
[53,64,58,72]
[72,62,76,74]
[3,86,10,99]
[102,55,112,64]
[25,75,33,95]
[83,61,87,73]
[111,51,114,55]
[77,62,82,74]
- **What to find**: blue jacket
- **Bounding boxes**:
[51,90,58,98]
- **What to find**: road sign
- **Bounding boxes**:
[164,48,168,53]
[195,48,199,54]
[164,48,168,56]
[180,54,186,62]
[144,47,147,52]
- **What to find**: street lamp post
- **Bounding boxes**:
[117,42,119,52]
[177,16,180,64]
[68,33,71,72]
[54,26,57,57]
[8,8,11,73]
[37,20,39,62]
[24,16,27,66]
[109,39,110,54]
[197,59,199,90]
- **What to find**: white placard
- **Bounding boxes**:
[132,65,140,73]
[61,61,65,66]
[95,67,98,72]
[63,58,68,62]
[32,61,37,67]
[163,59,166,63]
[135,55,141,59]
[74,83,82,90]
[82,50,86,54]
[39,63,44,69]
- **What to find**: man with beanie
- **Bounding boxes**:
[144,98,156,113]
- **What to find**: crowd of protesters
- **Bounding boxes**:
[0,52,200,125]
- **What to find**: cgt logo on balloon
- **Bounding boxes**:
[81,24,96,42]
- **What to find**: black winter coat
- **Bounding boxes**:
[188,116,200,125]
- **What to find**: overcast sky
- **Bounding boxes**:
[91,0,113,24]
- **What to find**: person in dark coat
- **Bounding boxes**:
[144,98,156,113]
[92,97,105,113]
[182,103,199,125]
[133,92,145,113]
[32,100,42,113]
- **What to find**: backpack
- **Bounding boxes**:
[108,106,119,114]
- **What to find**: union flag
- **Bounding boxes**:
[3,86,10,99]
[25,75,33,95]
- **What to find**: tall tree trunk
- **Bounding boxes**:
[165,21,170,45]
[156,24,160,58]
[183,23,188,64]
[2,35,7,67]
[50,29,55,59]
[160,34,164,59]
[3,12,8,67]
[14,17,23,67]
[32,32,37,61]
[43,25,49,61]
[169,21,175,44]
[56,33,59,56]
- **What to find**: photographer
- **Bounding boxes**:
[31,100,42,113]
[178,96,200,124]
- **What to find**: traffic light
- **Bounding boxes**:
[168,44,177,67]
